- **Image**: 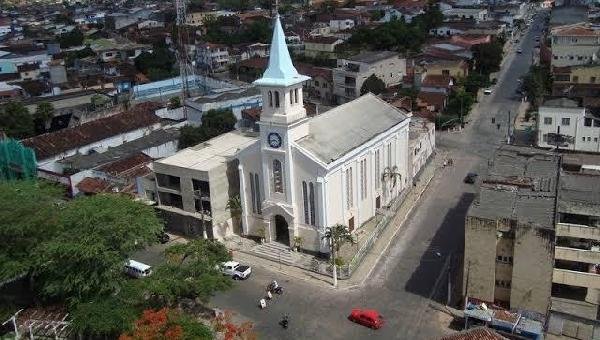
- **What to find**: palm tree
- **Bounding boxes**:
[322,224,355,287]
[226,195,243,234]
[382,165,402,197]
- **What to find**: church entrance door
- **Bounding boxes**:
[274,215,290,246]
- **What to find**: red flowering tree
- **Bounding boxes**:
[119,308,210,340]
[211,310,256,340]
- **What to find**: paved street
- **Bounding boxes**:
[210,10,549,339]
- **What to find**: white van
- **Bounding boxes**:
[124,259,152,278]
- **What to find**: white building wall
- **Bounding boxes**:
[537,106,588,150]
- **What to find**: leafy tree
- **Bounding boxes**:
[0,181,63,283]
[523,65,552,108]
[139,239,232,307]
[57,29,84,48]
[444,86,476,120]
[211,310,256,340]
[20,80,48,97]
[322,224,355,287]
[168,96,182,109]
[459,73,490,94]
[360,74,386,95]
[33,194,163,302]
[34,102,54,133]
[472,40,504,75]
[135,47,176,80]
[71,297,139,338]
[371,10,385,21]
[412,2,444,32]
[179,109,237,149]
[0,101,35,139]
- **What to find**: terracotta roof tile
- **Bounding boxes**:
[97,152,153,176]
[76,177,114,194]
[440,327,507,340]
[422,74,453,88]
[22,102,162,160]
[417,91,447,111]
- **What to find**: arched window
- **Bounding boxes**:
[268,91,273,107]
[294,88,299,103]
[274,91,280,108]
[289,90,293,105]
[273,159,283,193]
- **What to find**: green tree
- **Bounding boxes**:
[0,101,35,139]
[57,29,84,48]
[135,47,176,79]
[168,96,182,109]
[178,109,237,149]
[71,297,138,338]
[322,224,355,287]
[445,86,476,121]
[139,239,232,307]
[34,102,54,133]
[360,74,386,95]
[33,194,163,302]
[0,181,63,283]
[472,40,504,75]
[523,65,552,108]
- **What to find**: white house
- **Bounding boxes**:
[537,98,600,153]
[329,18,355,32]
[237,16,411,254]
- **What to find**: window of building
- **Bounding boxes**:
[346,167,353,209]
[582,137,586,142]
[595,138,598,142]
[387,143,392,168]
[315,80,320,87]
[588,137,592,141]
[156,173,181,190]
[375,149,381,189]
[591,77,597,83]
[562,117,570,126]
[249,173,262,214]
[294,88,299,103]
[544,117,552,125]
[309,182,316,226]
[274,91,280,107]
[585,118,593,127]
[302,181,309,224]
[360,159,367,200]
[250,173,256,213]
[254,173,261,214]
[268,91,273,107]
[159,192,183,209]
[194,198,211,216]
[572,76,579,82]
[289,90,293,104]
[273,159,284,193]
[192,179,210,197]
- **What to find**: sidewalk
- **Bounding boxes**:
[228,151,445,290]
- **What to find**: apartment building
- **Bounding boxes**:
[550,168,600,339]
[464,146,558,314]
[333,51,406,104]
[146,131,257,240]
[537,98,600,153]
[196,43,230,72]
[550,23,600,67]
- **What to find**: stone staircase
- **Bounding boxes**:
[250,242,297,266]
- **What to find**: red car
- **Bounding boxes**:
[348,309,384,329]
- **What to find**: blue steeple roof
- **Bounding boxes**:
[254,15,310,87]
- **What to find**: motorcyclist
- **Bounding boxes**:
[271,280,278,290]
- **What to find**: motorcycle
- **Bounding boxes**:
[267,282,284,295]
[279,314,289,329]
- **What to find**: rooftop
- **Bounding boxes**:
[22,102,162,160]
[468,146,559,229]
[58,128,179,171]
[541,97,582,108]
[296,93,408,164]
[192,86,260,104]
[346,50,398,64]
[440,327,507,340]
[550,6,588,27]
[551,22,600,37]
[156,131,257,172]
[558,171,600,217]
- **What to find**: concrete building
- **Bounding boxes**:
[550,23,600,67]
[549,168,600,339]
[537,98,600,153]
[329,18,355,32]
[464,146,558,314]
[303,36,343,59]
[553,64,600,85]
[408,117,435,180]
[237,16,412,253]
[196,43,230,72]
[443,8,489,22]
[333,51,406,104]
[149,131,257,240]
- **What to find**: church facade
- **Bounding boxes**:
[237,15,411,254]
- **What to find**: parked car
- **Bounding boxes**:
[464,172,478,184]
[348,309,384,329]
[220,261,252,280]
[483,88,493,95]
[516,48,523,54]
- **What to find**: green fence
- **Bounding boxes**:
[0,138,37,181]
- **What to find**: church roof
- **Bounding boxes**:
[253,15,310,87]
[296,93,409,164]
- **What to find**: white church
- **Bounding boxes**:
[236,15,411,254]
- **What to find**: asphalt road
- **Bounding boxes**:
[210,10,549,339]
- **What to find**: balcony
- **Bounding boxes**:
[556,222,600,241]
[553,268,600,289]
[555,246,600,264]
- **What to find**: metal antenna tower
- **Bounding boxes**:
[175,0,194,119]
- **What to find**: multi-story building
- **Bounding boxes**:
[550,23,600,67]
[196,43,230,72]
[333,51,406,104]
[443,8,489,23]
[464,146,558,314]
[303,36,343,59]
[537,98,600,153]
[148,131,257,240]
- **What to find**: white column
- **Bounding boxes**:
[238,164,249,235]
